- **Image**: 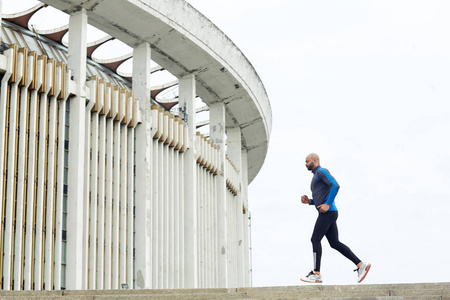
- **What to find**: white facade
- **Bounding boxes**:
[0,0,271,291]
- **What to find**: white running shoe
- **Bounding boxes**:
[300,270,322,283]
[355,262,371,283]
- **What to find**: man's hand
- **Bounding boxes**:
[318,204,330,213]
[301,195,311,204]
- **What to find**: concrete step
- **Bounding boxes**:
[0,283,448,299]
[238,283,450,299]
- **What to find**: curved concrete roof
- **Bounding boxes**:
[40,0,272,183]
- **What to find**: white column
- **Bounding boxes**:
[209,102,228,288]
[66,8,87,290]
[179,74,197,288]
[227,126,245,287]
[133,42,153,289]
[241,149,251,286]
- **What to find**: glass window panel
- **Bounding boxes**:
[63,195,67,211]
[88,64,102,79]
[42,43,55,59]
[61,242,66,264]
[62,213,67,231]
[109,75,119,86]
[86,64,94,77]
[61,263,66,288]
[61,272,66,289]
[22,34,43,54]
[9,29,22,46]
[2,27,13,45]
[63,168,68,184]
[59,50,69,63]
[101,72,113,84]
[97,69,109,81]
[52,47,65,63]
[15,32,28,48]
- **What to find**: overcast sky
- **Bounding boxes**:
[4,0,450,287]
[184,0,450,286]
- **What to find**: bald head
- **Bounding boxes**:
[305,153,320,171]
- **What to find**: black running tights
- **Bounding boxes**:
[311,211,360,272]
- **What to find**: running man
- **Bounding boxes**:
[300,153,371,284]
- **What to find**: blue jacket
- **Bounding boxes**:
[310,166,339,211]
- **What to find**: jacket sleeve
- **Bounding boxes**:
[317,169,340,206]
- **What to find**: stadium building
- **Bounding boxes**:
[0,0,271,291]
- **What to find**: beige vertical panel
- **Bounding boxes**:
[212,173,218,287]
[127,94,135,128]
[35,55,52,291]
[4,48,23,290]
[44,59,59,290]
[178,122,185,288]
[89,79,99,290]
[206,171,211,288]
[96,79,108,289]
[112,106,120,289]
[0,50,14,285]
[205,166,210,287]
[104,92,114,289]
[197,164,203,287]
[168,115,174,289]
[23,52,42,291]
[126,126,135,288]
[151,109,159,289]
[14,49,33,291]
[120,90,128,125]
[54,67,69,290]
[162,112,169,288]
[119,123,127,286]
[157,122,164,288]
[104,117,113,289]
[110,86,121,289]
[172,118,180,288]
[84,77,96,290]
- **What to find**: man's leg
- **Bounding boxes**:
[310,212,334,273]
[325,212,361,265]
[325,212,371,282]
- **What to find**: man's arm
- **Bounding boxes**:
[301,195,314,205]
[317,168,340,206]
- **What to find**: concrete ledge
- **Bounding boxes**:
[0,283,448,299]
[40,0,272,183]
